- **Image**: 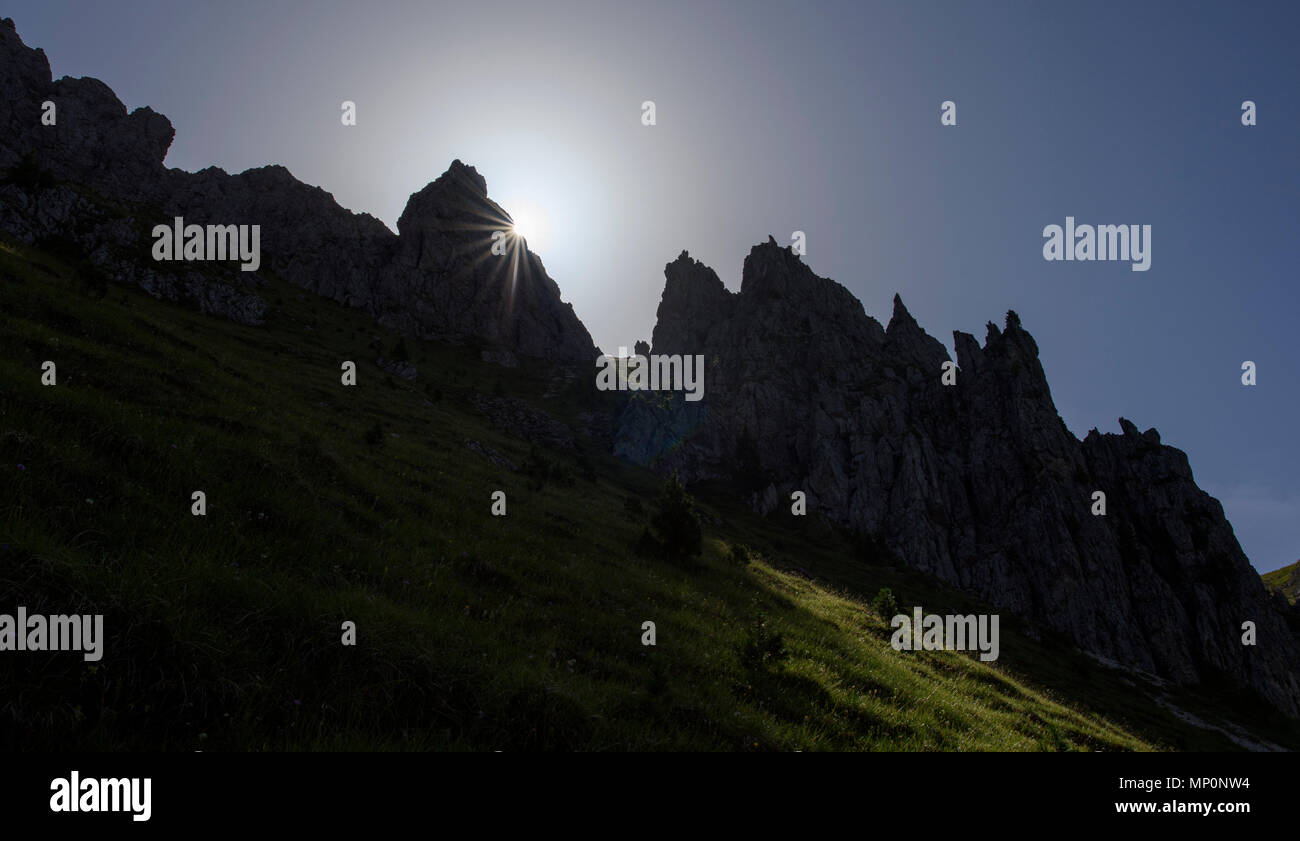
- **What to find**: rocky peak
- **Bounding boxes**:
[0,21,174,197]
[0,20,595,365]
[884,293,949,373]
[651,251,733,354]
[395,160,514,275]
[738,236,802,297]
[954,308,1055,409]
[397,159,499,237]
[444,158,489,197]
[0,19,52,162]
[384,160,595,363]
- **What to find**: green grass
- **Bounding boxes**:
[1263,559,1299,605]
[0,233,1292,751]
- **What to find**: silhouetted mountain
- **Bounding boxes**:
[0,18,595,365]
[2,15,1295,727]
[616,238,1300,717]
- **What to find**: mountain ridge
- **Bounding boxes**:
[617,238,1300,717]
[0,17,596,365]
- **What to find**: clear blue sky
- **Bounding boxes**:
[9,1,1297,572]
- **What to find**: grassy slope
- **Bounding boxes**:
[0,234,1294,752]
[1263,560,1299,605]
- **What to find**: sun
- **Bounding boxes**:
[511,211,535,241]
[504,198,551,251]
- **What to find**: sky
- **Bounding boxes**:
[8,0,1297,573]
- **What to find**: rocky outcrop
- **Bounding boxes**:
[0,18,595,364]
[389,165,594,362]
[617,237,1300,717]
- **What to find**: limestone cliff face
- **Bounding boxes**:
[0,19,595,364]
[617,238,1300,717]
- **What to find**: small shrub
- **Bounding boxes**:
[872,587,899,620]
[646,473,702,560]
[728,543,754,567]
